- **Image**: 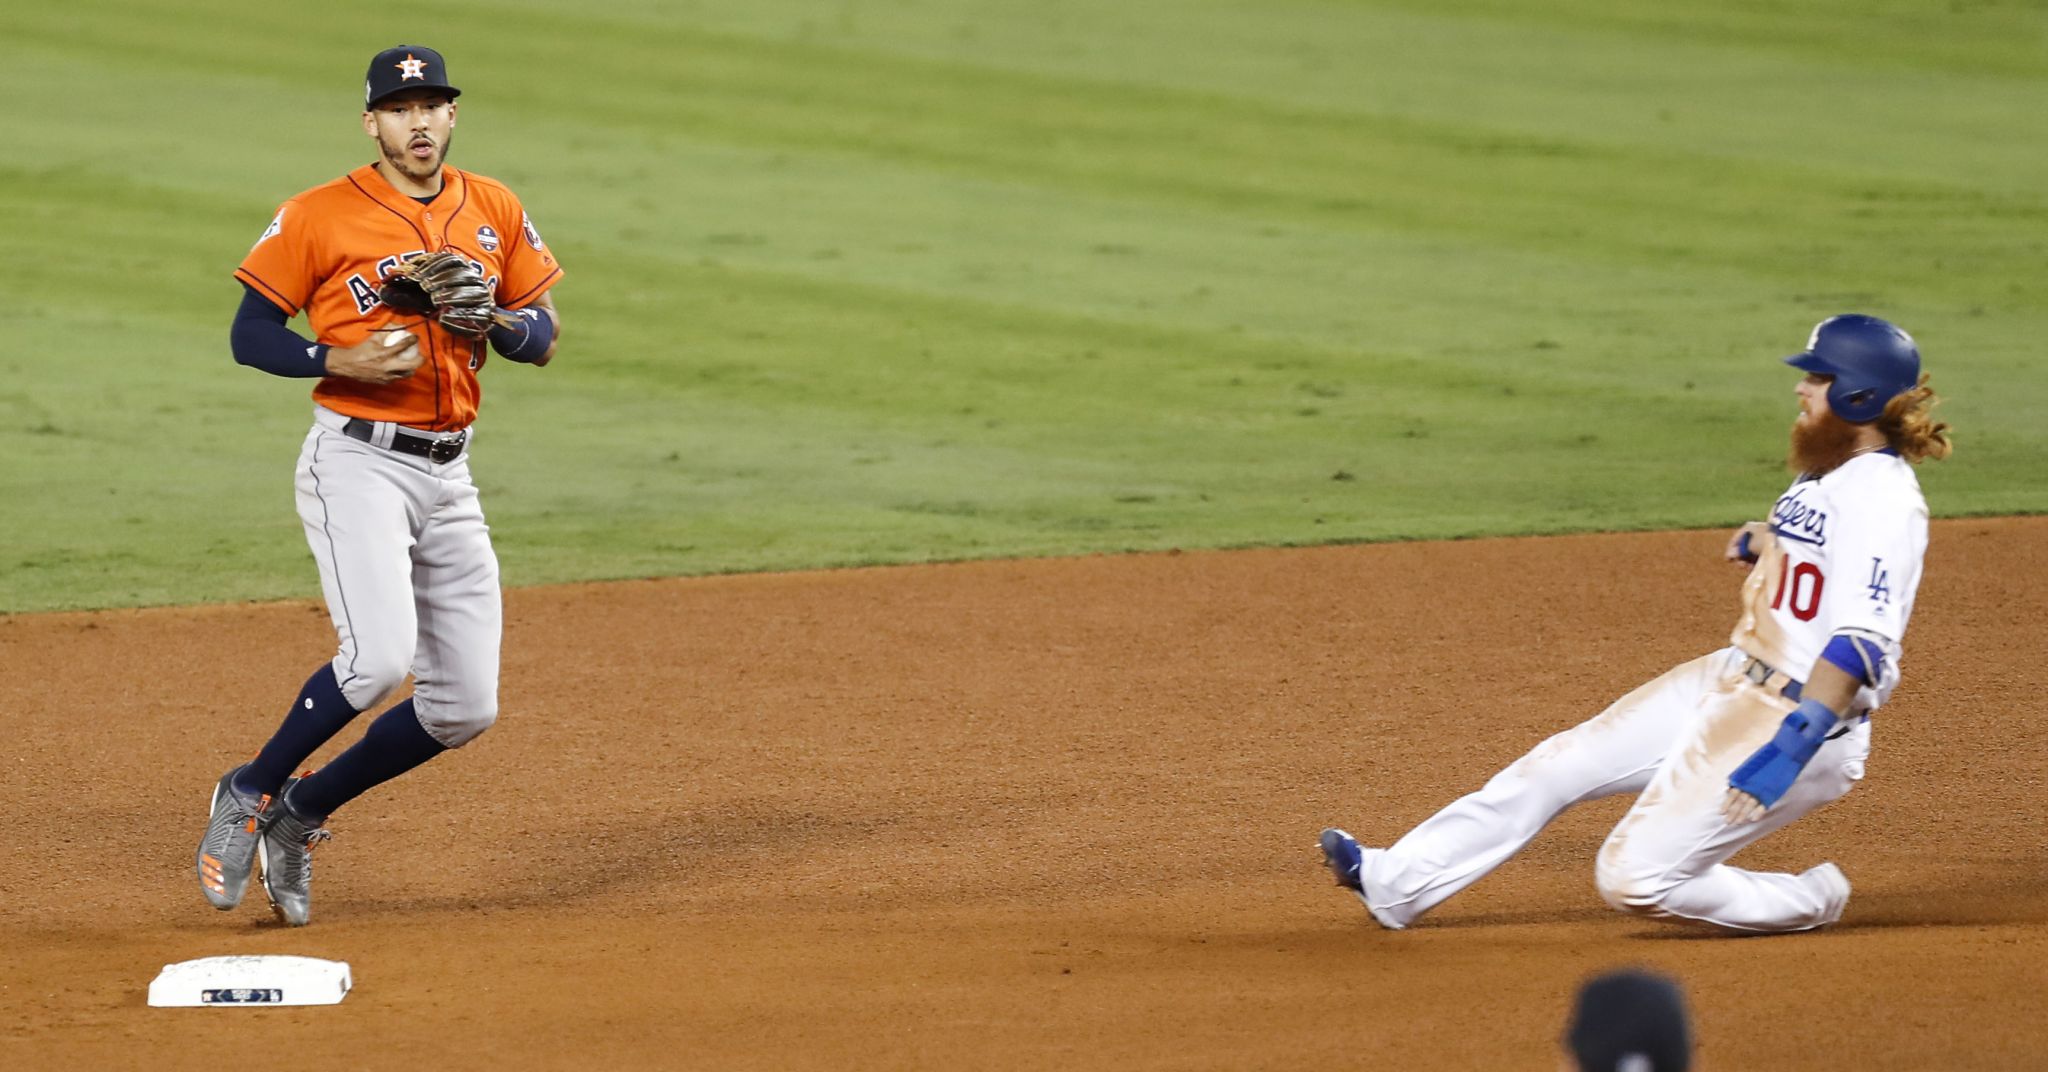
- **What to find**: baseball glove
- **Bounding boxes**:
[378,251,497,337]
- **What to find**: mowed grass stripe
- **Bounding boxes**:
[14,2,2048,301]
[2,1,2043,612]
[440,14,2045,307]
[3,219,1791,609]
[478,0,2048,191]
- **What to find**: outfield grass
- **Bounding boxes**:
[4,1,2045,612]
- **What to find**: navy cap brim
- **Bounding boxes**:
[367,85,461,108]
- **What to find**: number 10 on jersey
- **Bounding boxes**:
[1772,558,1825,622]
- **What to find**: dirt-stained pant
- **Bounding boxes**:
[1359,647,1870,932]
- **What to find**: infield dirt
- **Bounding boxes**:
[3,520,2043,1070]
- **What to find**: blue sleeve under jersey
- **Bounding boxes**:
[1819,632,1886,686]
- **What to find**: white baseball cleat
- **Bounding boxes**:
[1319,828,1407,930]
[1804,862,1851,928]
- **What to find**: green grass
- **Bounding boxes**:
[4,0,2045,612]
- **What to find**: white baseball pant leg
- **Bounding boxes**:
[1595,673,1869,933]
[1358,650,1725,927]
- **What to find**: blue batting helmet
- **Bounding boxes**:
[1784,314,1921,423]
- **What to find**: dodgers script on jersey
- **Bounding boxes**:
[234,164,563,431]
[1732,451,1929,711]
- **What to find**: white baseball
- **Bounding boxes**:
[382,330,413,347]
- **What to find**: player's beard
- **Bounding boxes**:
[379,131,452,184]
[1787,408,1865,475]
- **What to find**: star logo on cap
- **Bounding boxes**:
[396,53,428,81]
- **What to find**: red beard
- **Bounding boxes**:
[1787,409,1866,475]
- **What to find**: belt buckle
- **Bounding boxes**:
[1743,659,1771,687]
[427,433,465,463]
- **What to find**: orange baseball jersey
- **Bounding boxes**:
[235,164,564,431]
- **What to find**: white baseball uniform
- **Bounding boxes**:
[1351,450,1928,932]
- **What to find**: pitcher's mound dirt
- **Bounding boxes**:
[3,520,2042,1070]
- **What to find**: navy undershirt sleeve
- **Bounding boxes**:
[230,285,329,378]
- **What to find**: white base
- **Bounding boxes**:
[147,955,352,1007]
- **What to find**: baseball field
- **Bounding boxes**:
[3,1,2046,1069]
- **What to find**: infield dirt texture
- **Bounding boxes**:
[4,1,2046,1069]
[6,525,2048,1069]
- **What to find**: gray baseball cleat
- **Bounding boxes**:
[196,766,275,911]
[259,782,331,927]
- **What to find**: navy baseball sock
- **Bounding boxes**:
[284,699,448,820]
[236,664,360,798]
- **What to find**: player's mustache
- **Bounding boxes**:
[383,134,446,167]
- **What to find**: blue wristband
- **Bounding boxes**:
[487,306,555,364]
[1727,698,1839,809]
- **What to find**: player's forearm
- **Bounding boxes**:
[1726,635,1880,820]
[229,286,329,378]
[486,291,558,366]
[1798,659,1861,715]
[487,304,556,366]
[1805,629,1890,715]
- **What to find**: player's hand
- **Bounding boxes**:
[1725,521,1769,565]
[1721,787,1767,824]
[325,328,423,385]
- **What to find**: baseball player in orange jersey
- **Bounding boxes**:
[195,44,564,925]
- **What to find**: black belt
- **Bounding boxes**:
[341,418,468,463]
[1740,656,1865,740]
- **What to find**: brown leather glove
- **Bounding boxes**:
[377,251,498,337]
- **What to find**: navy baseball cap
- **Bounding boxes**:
[365,45,461,108]
[1564,969,1693,1072]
